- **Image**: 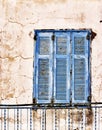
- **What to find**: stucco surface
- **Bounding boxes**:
[0,0,102,103]
[0,0,102,129]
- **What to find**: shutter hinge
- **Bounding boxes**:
[87,96,91,101]
[86,34,91,40]
[33,98,37,104]
[51,98,54,104]
[51,34,55,41]
[34,34,37,41]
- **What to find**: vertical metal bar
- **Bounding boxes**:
[95,107,97,130]
[71,109,73,130]
[68,109,70,130]
[4,109,6,130]
[55,109,57,130]
[55,109,58,130]
[17,109,19,130]
[20,109,22,130]
[41,109,46,130]
[30,108,32,130]
[81,109,83,130]
[7,109,9,130]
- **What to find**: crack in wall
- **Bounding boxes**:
[0,55,33,60]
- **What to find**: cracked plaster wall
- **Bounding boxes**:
[0,0,102,129]
[0,0,102,104]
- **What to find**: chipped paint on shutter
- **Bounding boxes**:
[39,38,49,55]
[56,58,67,100]
[72,32,90,103]
[38,59,49,100]
[56,37,67,55]
[54,32,70,103]
[74,58,85,100]
[34,32,53,103]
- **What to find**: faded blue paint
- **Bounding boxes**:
[33,30,91,105]
[34,32,53,103]
[72,32,90,104]
[54,32,70,103]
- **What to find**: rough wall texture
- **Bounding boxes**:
[0,0,102,104]
[0,0,102,129]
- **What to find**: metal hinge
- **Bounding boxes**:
[34,34,37,41]
[51,34,55,41]
[86,34,91,40]
[33,98,37,104]
[87,96,91,101]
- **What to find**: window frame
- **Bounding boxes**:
[33,29,91,106]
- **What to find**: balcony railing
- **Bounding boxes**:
[0,104,102,130]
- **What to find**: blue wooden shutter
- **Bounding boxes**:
[54,32,70,103]
[72,31,90,103]
[34,32,53,103]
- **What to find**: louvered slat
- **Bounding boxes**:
[34,32,53,103]
[56,58,67,100]
[39,38,49,55]
[74,59,85,100]
[72,32,89,103]
[38,59,49,100]
[56,37,67,55]
[54,33,70,103]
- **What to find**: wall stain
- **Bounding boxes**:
[76,13,85,23]
[86,109,93,125]
[70,109,93,126]
[80,13,85,23]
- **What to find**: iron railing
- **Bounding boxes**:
[0,104,102,130]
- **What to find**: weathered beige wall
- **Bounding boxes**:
[0,0,102,129]
[0,0,102,104]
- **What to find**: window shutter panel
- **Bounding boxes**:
[72,32,90,103]
[34,32,53,103]
[54,32,70,103]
